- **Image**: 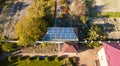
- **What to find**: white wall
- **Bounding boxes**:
[98,48,108,66]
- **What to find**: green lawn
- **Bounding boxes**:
[0,56,76,66]
[17,59,63,66]
[0,57,63,66]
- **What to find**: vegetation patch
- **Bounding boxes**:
[0,56,77,66]
[102,12,120,17]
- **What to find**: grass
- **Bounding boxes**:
[0,56,66,66]
[102,12,120,17]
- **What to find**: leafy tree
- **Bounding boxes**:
[15,17,47,47]
[86,42,100,48]
[80,16,88,25]
[2,42,17,52]
[15,0,55,47]
[87,25,105,40]
[85,25,105,48]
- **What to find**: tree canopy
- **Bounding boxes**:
[87,25,105,40]
[15,0,55,46]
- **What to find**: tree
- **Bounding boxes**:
[86,42,100,48]
[86,25,105,48]
[15,17,47,47]
[15,0,55,47]
[87,25,105,40]
[80,16,88,25]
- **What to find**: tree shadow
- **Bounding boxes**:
[49,55,57,61]
[0,1,29,24]
[59,55,68,61]
[80,64,87,66]
[8,1,29,17]
[78,45,91,52]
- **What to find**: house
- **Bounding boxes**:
[62,42,78,54]
[98,42,120,66]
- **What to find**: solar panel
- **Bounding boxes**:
[43,27,78,41]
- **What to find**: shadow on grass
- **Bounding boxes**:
[59,55,68,61]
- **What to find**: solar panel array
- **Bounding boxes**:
[43,27,78,41]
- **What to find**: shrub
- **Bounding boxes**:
[18,56,21,61]
[36,57,40,61]
[72,57,77,63]
[8,56,12,62]
[2,42,17,52]
[26,57,30,64]
[45,57,49,62]
[86,42,101,48]
[65,57,70,62]
[55,56,59,62]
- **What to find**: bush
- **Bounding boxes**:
[65,57,70,62]
[26,57,30,64]
[1,42,17,52]
[45,57,49,62]
[18,56,21,61]
[36,57,40,61]
[8,56,12,62]
[72,57,77,63]
[55,56,59,62]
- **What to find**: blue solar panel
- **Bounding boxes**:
[43,27,78,41]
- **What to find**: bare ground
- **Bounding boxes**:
[77,46,102,66]
[95,0,120,12]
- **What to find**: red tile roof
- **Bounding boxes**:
[103,42,120,66]
[62,42,78,53]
